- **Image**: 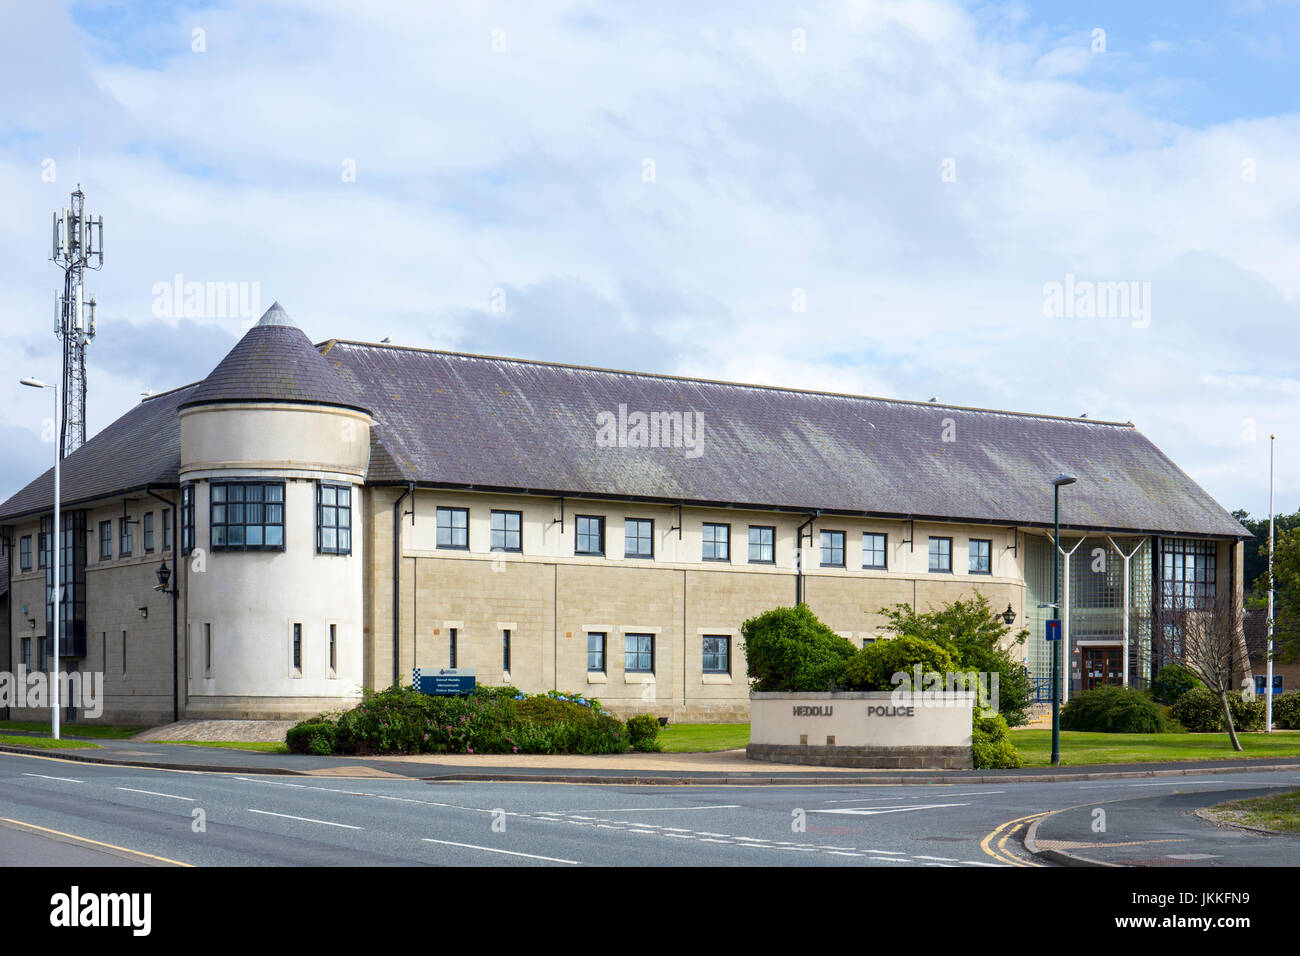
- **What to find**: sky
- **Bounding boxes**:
[1,0,1298,519]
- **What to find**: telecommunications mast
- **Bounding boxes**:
[51,184,104,457]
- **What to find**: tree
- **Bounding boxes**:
[876,593,1033,726]
[1268,526,1300,663]
[1153,588,1250,751]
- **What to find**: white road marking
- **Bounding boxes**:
[117,787,194,802]
[810,802,969,816]
[247,809,362,829]
[21,772,82,784]
[556,805,742,813]
[422,838,582,865]
[914,855,959,862]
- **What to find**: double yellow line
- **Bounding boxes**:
[980,811,1049,867]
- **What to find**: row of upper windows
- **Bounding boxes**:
[438,626,732,676]
[16,510,173,570]
[178,480,351,556]
[434,507,997,574]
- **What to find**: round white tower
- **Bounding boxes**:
[178,302,372,719]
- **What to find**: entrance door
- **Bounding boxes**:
[1082,646,1122,690]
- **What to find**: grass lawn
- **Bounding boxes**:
[1208,790,1300,834]
[1010,728,1300,767]
[153,740,289,754]
[0,734,99,750]
[658,722,749,753]
[0,720,142,740]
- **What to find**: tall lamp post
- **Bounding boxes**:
[20,377,61,740]
[1051,473,1077,766]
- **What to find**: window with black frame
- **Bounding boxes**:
[625,633,654,673]
[317,484,352,554]
[928,536,952,572]
[702,522,730,561]
[491,510,522,552]
[702,635,730,674]
[863,532,887,569]
[587,632,606,672]
[120,516,133,556]
[181,485,195,554]
[99,521,112,560]
[748,525,775,564]
[436,506,469,549]
[211,481,285,551]
[143,512,155,553]
[1160,538,1216,609]
[820,530,845,567]
[576,515,605,556]
[969,538,991,574]
[624,518,653,558]
[19,535,31,571]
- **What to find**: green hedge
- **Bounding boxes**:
[1060,686,1173,734]
[1170,687,1266,733]
[742,604,857,692]
[1272,691,1300,730]
[287,684,630,755]
[842,636,955,691]
[625,714,663,752]
[972,713,1021,768]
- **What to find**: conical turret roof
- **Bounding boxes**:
[180,302,370,413]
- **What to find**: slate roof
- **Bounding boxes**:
[179,303,369,414]
[322,341,1249,538]
[0,383,196,521]
[0,309,1249,538]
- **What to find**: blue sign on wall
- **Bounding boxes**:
[414,667,477,696]
[1045,620,1062,642]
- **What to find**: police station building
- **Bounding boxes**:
[0,304,1249,725]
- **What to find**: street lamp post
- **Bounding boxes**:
[21,377,60,740]
[1051,473,1077,766]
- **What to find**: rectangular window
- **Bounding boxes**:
[490,510,522,552]
[21,637,31,670]
[587,632,606,672]
[292,623,302,673]
[969,538,991,574]
[702,522,730,561]
[163,508,172,551]
[181,485,195,554]
[502,629,511,672]
[863,532,887,569]
[820,530,845,568]
[20,535,32,571]
[38,527,47,568]
[329,624,338,675]
[702,635,730,675]
[98,522,112,560]
[204,623,212,676]
[143,512,155,553]
[575,515,605,556]
[121,630,127,674]
[928,536,952,573]
[120,516,133,556]
[38,637,48,672]
[211,481,285,551]
[748,525,775,564]
[624,518,654,559]
[625,633,655,673]
[449,628,458,668]
[317,484,352,555]
[1160,538,1217,609]
[436,506,469,550]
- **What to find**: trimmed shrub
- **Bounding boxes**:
[842,636,956,692]
[1170,687,1265,733]
[742,604,857,692]
[971,713,1021,769]
[293,683,629,755]
[1229,692,1267,732]
[1060,685,1173,734]
[1150,664,1202,705]
[626,714,662,752]
[1272,691,1300,730]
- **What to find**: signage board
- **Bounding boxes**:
[1045,619,1062,642]
[413,667,476,696]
